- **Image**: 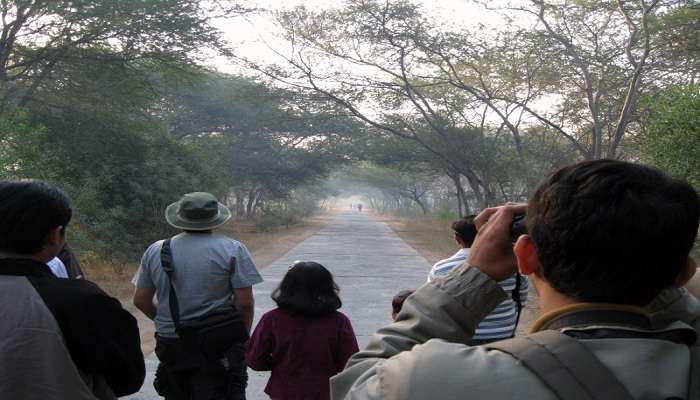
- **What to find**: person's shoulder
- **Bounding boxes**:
[333,310,352,322]
[208,234,248,249]
[432,249,468,267]
[380,340,552,397]
[263,308,283,318]
[30,276,125,318]
[258,308,294,328]
[143,239,166,256]
[53,278,116,303]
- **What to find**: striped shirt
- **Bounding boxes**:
[427,248,529,340]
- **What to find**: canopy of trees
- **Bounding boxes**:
[238,0,698,211]
[1,0,696,261]
[0,1,352,262]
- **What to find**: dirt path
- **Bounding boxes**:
[133,211,338,355]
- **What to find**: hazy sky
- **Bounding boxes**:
[210,0,514,73]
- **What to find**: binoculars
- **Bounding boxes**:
[510,214,527,242]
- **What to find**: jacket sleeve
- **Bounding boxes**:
[335,314,360,373]
[73,288,146,396]
[330,264,507,400]
[245,313,274,371]
[28,278,145,396]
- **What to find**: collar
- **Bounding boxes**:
[530,302,697,345]
[0,258,55,277]
[453,248,470,257]
[530,303,652,333]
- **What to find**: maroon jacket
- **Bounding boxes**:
[246,308,359,400]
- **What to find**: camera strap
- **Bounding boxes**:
[160,238,184,334]
[511,273,523,337]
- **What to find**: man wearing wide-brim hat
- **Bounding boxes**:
[133,192,263,400]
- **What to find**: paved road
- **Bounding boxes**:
[123,211,431,399]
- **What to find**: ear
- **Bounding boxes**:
[45,226,64,247]
[454,233,464,247]
[513,235,541,276]
[674,257,697,288]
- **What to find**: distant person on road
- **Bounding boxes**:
[391,290,414,321]
[246,261,359,400]
[133,192,263,400]
[427,216,529,344]
[331,160,700,400]
[0,181,144,400]
[357,203,363,212]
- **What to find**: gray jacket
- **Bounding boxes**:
[331,263,700,399]
[0,259,144,400]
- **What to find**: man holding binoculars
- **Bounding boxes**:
[331,159,700,400]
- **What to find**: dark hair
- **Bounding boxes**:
[452,216,477,247]
[272,261,342,317]
[0,181,72,255]
[391,290,414,315]
[527,160,699,306]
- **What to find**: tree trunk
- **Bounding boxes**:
[413,197,428,215]
[245,190,255,217]
[448,172,469,216]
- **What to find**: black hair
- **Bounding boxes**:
[391,289,414,315]
[527,160,699,306]
[451,216,477,247]
[272,261,342,317]
[0,181,72,255]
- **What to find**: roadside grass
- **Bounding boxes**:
[83,261,139,303]
[378,213,458,265]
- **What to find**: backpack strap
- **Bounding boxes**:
[160,238,183,334]
[485,330,634,400]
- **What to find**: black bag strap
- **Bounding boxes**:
[511,273,523,337]
[160,238,183,334]
[485,330,634,400]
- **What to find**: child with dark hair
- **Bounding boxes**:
[246,261,359,400]
[391,290,414,321]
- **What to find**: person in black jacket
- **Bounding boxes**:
[0,181,145,400]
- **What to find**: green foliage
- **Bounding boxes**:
[1,60,343,262]
[0,109,50,180]
[640,85,700,189]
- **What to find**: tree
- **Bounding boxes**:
[239,0,697,206]
[0,0,245,111]
[483,0,698,159]
[639,85,699,189]
[237,0,532,208]
[350,162,439,214]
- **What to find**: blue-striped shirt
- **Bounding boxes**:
[427,248,529,340]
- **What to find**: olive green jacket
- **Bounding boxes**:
[331,264,700,400]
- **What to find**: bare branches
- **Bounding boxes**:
[608,0,660,158]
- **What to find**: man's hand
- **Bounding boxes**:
[468,203,527,281]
